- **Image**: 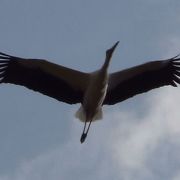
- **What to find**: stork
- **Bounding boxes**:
[0,41,180,143]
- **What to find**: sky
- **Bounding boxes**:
[0,0,180,180]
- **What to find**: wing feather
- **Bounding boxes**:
[104,56,180,105]
[0,52,89,104]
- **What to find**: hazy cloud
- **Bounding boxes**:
[1,87,180,180]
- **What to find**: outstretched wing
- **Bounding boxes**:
[0,52,89,104]
[104,55,180,105]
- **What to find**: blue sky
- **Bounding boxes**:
[0,0,180,180]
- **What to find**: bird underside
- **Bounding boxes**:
[75,105,103,122]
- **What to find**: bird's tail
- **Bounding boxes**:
[75,106,86,122]
[75,106,103,122]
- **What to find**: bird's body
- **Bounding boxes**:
[76,69,108,122]
[0,41,180,143]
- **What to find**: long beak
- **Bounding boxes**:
[111,41,119,51]
[106,41,119,59]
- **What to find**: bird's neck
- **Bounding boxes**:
[102,57,110,71]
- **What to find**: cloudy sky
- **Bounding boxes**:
[0,0,180,180]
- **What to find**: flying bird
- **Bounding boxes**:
[0,41,180,143]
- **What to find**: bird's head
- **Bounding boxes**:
[105,41,119,61]
[103,41,119,69]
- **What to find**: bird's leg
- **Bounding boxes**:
[80,121,87,143]
[80,119,92,143]
[85,119,92,136]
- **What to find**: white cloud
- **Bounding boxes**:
[110,88,180,179]
[173,172,180,180]
[1,87,180,180]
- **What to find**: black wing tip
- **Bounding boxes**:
[0,51,21,62]
[0,65,8,83]
[170,54,180,86]
[0,52,12,62]
[0,52,13,82]
[170,54,180,61]
[0,52,11,56]
[0,52,21,66]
